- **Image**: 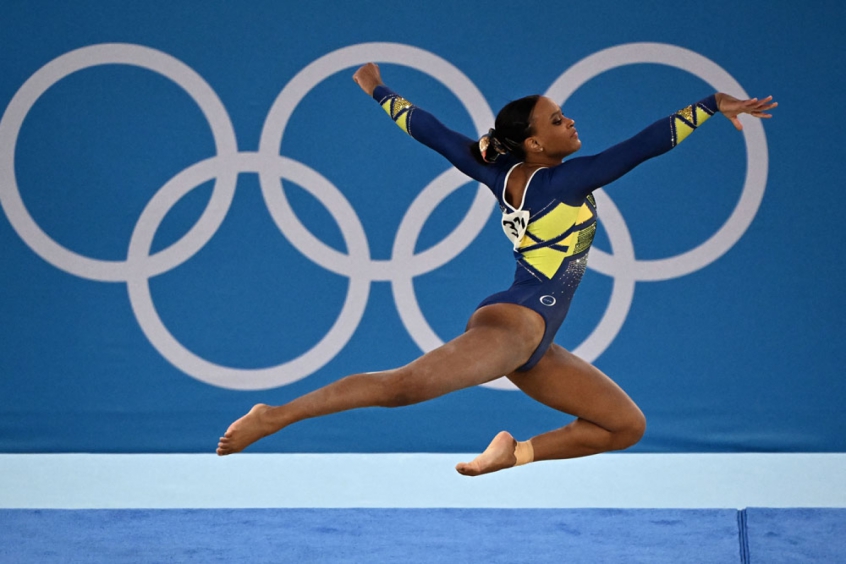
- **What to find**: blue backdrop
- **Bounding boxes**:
[1,0,843,453]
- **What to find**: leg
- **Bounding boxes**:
[456,344,645,475]
[216,304,544,455]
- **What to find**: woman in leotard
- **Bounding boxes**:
[217,63,775,475]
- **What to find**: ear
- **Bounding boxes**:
[523,136,544,154]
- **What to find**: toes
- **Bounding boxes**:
[455,463,478,477]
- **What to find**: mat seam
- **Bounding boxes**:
[737,508,750,564]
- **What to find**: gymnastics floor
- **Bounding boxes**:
[2,453,845,563]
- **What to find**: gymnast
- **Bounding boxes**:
[217,62,776,475]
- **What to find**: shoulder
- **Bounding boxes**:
[530,160,589,205]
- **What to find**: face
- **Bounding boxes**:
[526,96,581,159]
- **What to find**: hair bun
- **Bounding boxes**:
[478,128,509,163]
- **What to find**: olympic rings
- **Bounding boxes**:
[0,42,768,391]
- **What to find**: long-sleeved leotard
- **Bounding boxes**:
[373,84,718,370]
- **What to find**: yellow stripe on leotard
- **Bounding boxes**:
[524,202,581,242]
[517,201,596,279]
[381,95,414,135]
[671,101,714,146]
[520,245,569,278]
[672,115,696,144]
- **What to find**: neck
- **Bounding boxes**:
[524,155,563,167]
[524,148,576,166]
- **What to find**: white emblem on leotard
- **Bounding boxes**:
[501,209,530,249]
[540,295,556,306]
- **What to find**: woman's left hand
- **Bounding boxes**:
[353,63,384,96]
[715,93,777,130]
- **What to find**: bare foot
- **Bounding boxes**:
[216,404,277,455]
[455,430,517,476]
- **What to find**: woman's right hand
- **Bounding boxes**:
[715,93,777,131]
[353,63,384,96]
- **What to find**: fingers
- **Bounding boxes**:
[742,99,777,121]
[744,96,777,113]
[726,95,776,129]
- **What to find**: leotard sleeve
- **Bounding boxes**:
[547,95,719,205]
[372,85,499,187]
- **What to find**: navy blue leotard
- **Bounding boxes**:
[373,85,718,370]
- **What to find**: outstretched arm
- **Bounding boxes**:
[353,63,497,186]
[551,93,776,203]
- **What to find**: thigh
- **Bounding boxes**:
[506,344,642,432]
[400,303,544,397]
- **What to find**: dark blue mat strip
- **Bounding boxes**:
[0,509,739,564]
[745,508,846,564]
[2,508,843,563]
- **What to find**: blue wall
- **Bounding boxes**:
[1,0,843,453]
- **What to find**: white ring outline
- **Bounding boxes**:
[257,42,504,388]
[258,42,496,281]
[547,43,768,281]
[126,152,371,390]
[0,43,239,282]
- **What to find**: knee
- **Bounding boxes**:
[611,408,646,451]
[378,368,425,408]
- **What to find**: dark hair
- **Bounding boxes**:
[471,95,540,163]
